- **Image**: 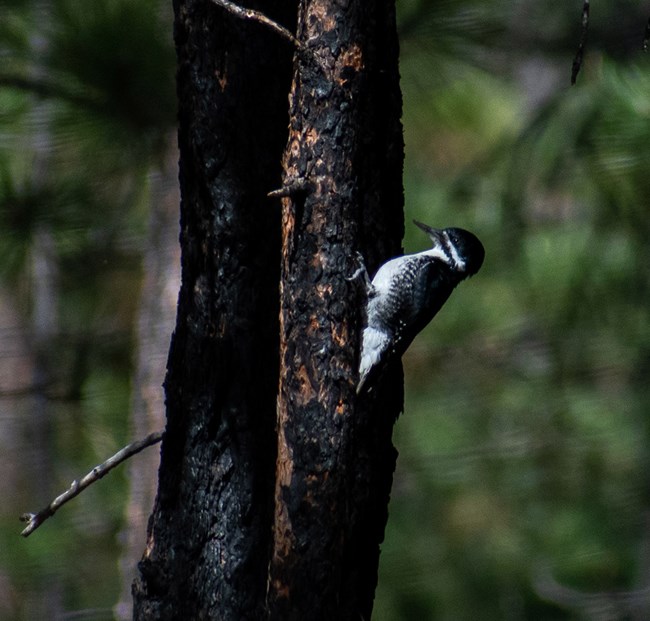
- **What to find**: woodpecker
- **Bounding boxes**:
[357,220,485,393]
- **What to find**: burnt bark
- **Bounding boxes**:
[268,1,404,620]
[133,0,403,619]
[132,1,295,619]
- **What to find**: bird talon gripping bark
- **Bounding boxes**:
[346,251,372,289]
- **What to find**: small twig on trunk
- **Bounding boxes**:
[571,0,590,85]
[20,430,164,537]
[209,0,304,51]
[268,179,311,199]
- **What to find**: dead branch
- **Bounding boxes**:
[20,430,163,537]
[533,563,650,619]
[571,0,590,85]
[267,179,311,199]
[209,0,304,51]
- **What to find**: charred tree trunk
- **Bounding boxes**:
[267,1,404,619]
[131,1,295,618]
[133,0,403,619]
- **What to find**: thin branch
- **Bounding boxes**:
[20,430,164,537]
[534,563,650,616]
[0,74,101,110]
[209,0,303,51]
[0,382,52,399]
[571,0,590,85]
[268,179,311,199]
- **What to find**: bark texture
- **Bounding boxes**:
[132,2,294,619]
[133,0,403,619]
[268,1,404,619]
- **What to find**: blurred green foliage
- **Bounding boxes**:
[376,2,650,619]
[0,0,174,618]
[1,0,649,619]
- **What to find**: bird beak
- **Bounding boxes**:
[413,220,443,244]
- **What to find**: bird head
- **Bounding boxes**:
[413,220,485,276]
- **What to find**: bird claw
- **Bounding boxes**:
[346,251,371,285]
[347,266,366,282]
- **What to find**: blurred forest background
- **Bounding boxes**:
[1,0,649,619]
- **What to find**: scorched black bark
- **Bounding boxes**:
[133,0,403,619]
[132,1,294,619]
[268,1,404,619]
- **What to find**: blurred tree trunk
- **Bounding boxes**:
[132,0,403,619]
[115,139,180,621]
[23,1,63,615]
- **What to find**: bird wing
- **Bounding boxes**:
[382,256,457,353]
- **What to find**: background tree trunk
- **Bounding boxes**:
[115,139,180,621]
[133,0,403,619]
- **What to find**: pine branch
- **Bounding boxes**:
[0,74,102,110]
[20,430,163,537]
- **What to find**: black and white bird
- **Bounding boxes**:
[357,220,485,393]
